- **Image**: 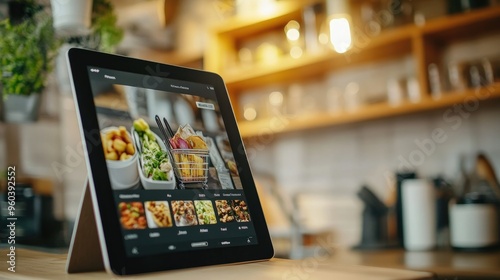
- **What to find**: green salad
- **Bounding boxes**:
[194,200,217,225]
[134,118,173,181]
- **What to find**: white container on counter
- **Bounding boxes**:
[450,199,499,249]
[402,179,437,251]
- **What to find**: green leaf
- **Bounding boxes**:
[0,12,61,98]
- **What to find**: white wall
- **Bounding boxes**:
[250,101,500,247]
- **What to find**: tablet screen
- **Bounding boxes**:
[87,66,258,257]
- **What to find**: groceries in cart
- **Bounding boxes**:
[152,115,210,189]
[169,124,210,188]
[169,124,208,150]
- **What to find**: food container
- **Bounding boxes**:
[449,195,499,250]
[102,127,139,190]
[401,179,437,251]
[132,129,176,190]
[138,162,176,190]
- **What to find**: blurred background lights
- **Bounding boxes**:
[324,0,352,54]
[329,17,352,53]
[269,91,284,106]
[318,33,329,45]
[258,0,277,16]
[285,20,300,41]
[290,46,303,59]
[243,106,257,121]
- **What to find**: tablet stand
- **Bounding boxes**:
[66,180,105,273]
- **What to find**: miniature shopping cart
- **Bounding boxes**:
[170,149,210,189]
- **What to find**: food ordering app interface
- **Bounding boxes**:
[88,67,258,257]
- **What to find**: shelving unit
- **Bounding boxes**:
[237,83,500,138]
[222,24,414,92]
[205,3,500,138]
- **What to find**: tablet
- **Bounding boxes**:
[66,48,273,275]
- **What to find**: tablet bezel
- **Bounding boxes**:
[67,48,274,275]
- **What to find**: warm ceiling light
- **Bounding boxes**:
[285,20,301,41]
[329,16,352,54]
[325,0,352,54]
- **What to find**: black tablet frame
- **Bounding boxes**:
[67,48,274,275]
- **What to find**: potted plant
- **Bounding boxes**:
[52,0,123,52]
[0,7,59,123]
[90,0,124,53]
[50,0,93,37]
[54,0,123,95]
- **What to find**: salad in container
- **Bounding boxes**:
[133,118,176,190]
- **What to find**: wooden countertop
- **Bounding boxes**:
[0,249,432,280]
[330,249,500,280]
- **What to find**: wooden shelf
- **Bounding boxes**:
[421,6,500,42]
[211,0,319,39]
[217,6,500,92]
[237,84,500,138]
[206,3,500,139]
[224,24,415,92]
